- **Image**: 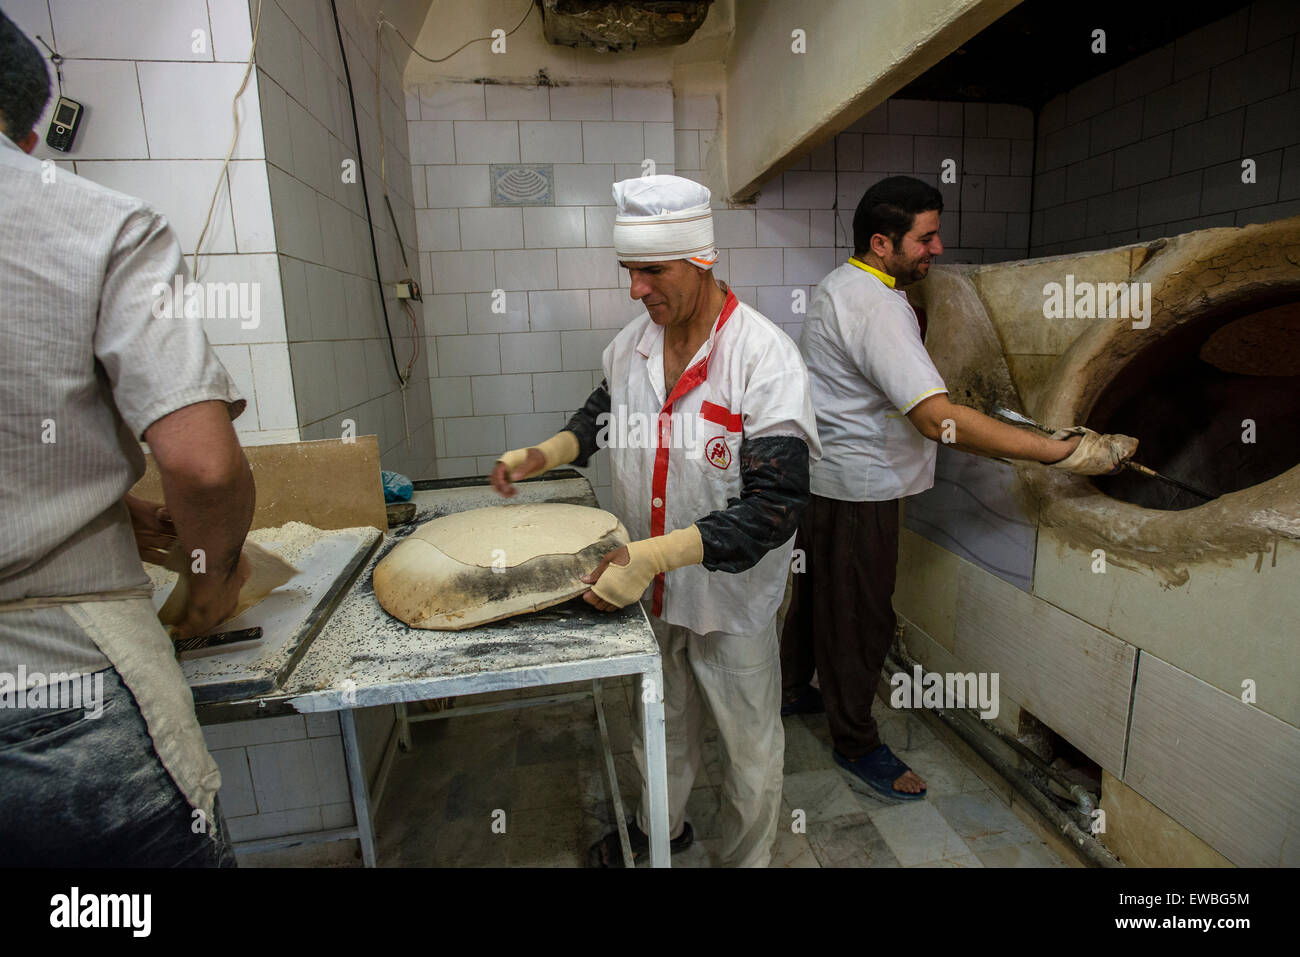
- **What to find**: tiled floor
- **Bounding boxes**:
[364,676,1071,868]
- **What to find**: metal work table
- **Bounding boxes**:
[200,472,670,868]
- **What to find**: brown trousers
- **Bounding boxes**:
[779,494,900,760]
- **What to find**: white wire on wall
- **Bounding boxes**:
[192,0,264,282]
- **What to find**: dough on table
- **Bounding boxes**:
[157,541,299,632]
[373,503,629,630]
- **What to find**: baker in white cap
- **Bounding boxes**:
[490,174,820,867]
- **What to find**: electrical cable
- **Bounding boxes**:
[330,0,411,388]
[379,1,535,65]
[33,35,64,97]
[373,18,411,274]
[192,0,263,282]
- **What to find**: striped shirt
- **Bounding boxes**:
[0,132,243,672]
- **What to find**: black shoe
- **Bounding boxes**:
[588,820,694,867]
[781,687,824,717]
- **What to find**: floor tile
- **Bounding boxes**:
[888,739,989,796]
[931,791,1035,852]
[975,840,1071,868]
[366,682,1068,868]
[442,768,514,822]
[782,769,880,823]
[428,815,509,867]
[598,696,636,754]
[506,806,583,867]
[806,814,901,867]
[876,709,938,750]
[510,761,581,811]
[771,830,821,867]
[868,801,975,867]
[907,852,985,867]
[782,716,840,773]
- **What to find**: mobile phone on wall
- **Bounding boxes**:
[45,96,83,152]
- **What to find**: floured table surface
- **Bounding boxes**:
[278,474,657,711]
[147,522,382,702]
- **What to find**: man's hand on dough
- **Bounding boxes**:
[581,545,630,612]
[125,493,177,565]
[490,447,547,497]
[173,554,251,638]
[580,527,704,611]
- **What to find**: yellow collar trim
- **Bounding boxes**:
[847,257,895,288]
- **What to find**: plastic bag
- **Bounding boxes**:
[381,470,413,503]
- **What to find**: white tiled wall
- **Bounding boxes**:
[412,80,679,507]
[412,81,1034,503]
[1030,1,1300,255]
[255,0,433,479]
[204,711,354,841]
[11,0,296,447]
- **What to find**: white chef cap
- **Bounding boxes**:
[611,175,718,269]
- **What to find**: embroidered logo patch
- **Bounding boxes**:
[706,435,732,470]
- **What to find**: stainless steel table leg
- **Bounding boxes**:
[395,701,412,751]
[592,679,635,868]
[340,708,377,867]
[640,661,670,868]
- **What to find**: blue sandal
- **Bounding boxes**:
[834,744,927,801]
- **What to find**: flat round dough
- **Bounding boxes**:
[373,503,628,630]
[408,503,621,568]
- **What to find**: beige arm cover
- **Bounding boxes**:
[497,431,580,479]
[590,525,705,608]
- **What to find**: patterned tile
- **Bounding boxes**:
[886,739,989,797]
[782,716,840,773]
[931,792,1035,851]
[783,769,880,823]
[771,830,821,867]
[907,852,985,867]
[868,801,975,867]
[510,761,582,811]
[506,807,583,867]
[370,675,1061,868]
[975,840,1071,868]
[428,816,509,867]
[807,815,901,868]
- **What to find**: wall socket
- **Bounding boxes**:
[394,280,422,301]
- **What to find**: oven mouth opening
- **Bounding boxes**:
[1085,296,1300,512]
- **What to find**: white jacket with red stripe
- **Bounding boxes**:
[602,288,821,636]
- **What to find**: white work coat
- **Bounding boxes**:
[604,288,820,636]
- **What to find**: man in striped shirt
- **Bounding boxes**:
[0,12,252,865]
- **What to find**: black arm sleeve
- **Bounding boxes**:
[563,379,611,468]
[695,435,811,573]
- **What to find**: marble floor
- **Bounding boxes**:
[363,676,1073,868]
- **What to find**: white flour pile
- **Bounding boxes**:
[144,521,375,592]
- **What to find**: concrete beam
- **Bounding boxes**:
[725,0,1022,200]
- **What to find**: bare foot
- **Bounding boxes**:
[894,770,926,794]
